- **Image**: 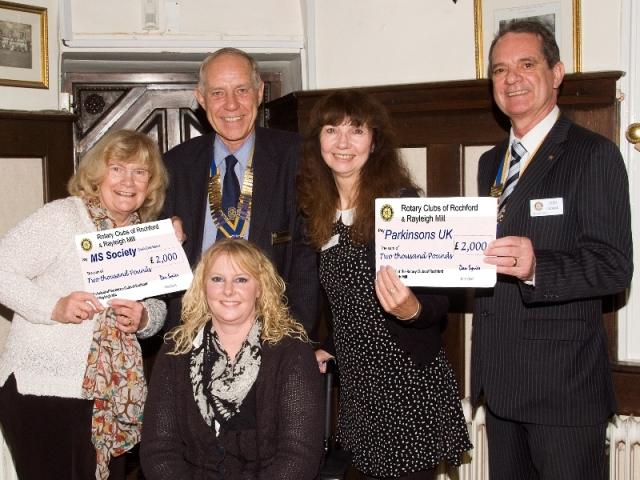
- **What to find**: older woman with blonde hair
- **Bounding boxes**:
[141,238,324,480]
[68,130,167,224]
[0,129,169,480]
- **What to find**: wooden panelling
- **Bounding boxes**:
[267,72,621,143]
[0,110,75,202]
[612,362,640,416]
[426,143,462,196]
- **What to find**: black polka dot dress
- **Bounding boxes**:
[320,217,472,478]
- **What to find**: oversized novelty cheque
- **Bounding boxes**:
[75,219,193,304]
[375,197,497,287]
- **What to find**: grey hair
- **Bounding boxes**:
[197,47,262,92]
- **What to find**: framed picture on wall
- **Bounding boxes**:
[0,1,48,88]
[474,0,582,79]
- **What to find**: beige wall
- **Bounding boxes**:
[0,0,625,109]
[0,158,44,355]
[582,0,622,71]
[70,0,302,38]
[313,0,477,86]
[311,0,622,88]
[64,0,303,51]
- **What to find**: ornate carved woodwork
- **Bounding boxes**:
[63,72,281,163]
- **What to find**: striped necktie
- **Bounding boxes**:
[498,140,526,216]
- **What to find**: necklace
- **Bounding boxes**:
[207,154,254,238]
[490,148,508,199]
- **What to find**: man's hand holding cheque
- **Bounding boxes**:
[483,236,536,282]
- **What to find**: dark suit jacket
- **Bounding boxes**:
[162,127,319,334]
[472,115,633,426]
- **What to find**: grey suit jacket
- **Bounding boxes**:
[162,127,319,334]
[472,115,633,426]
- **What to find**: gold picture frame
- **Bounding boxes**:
[0,1,48,88]
[474,0,581,79]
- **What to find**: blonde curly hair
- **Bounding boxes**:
[167,239,308,354]
[68,129,168,222]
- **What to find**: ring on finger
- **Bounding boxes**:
[388,288,397,295]
[512,257,519,267]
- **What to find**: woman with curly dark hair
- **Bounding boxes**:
[298,90,471,480]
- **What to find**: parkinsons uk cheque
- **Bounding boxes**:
[375,197,497,288]
[75,219,193,304]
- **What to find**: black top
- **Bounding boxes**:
[141,335,325,479]
[324,187,449,367]
[319,217,471,477]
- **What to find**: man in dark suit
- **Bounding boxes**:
[162,48,319,334]
[473,20,633,479]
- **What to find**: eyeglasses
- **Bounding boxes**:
[107,164,151,183]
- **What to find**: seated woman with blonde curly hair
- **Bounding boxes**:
[141,238,324,480]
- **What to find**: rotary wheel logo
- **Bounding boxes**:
[380,204,394,221]
[80,238,93,251]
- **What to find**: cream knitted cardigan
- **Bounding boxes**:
[0,196,166,398]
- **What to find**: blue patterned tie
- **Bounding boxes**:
[216,155,240,240]
[498,140,526,217]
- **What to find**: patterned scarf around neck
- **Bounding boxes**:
[190,320,262,436]
[80,196,146,480]
[84,196,141,230]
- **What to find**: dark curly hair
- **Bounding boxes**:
[297,89,419,248]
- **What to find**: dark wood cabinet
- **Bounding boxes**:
[0,110,75,202]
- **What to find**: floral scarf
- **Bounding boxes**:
[80,197,146,480]
[190,320,262,436]
[84,196,140,230]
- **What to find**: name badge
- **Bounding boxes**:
[530,198,563,217]
[321,234,339,251]
[271,230,292,245]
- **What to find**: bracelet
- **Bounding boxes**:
[396,302,422,322]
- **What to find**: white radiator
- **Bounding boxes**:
[436,399,488,480]
[608,415,640,480]
[0,427,18,480]
[437,402,639,480]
